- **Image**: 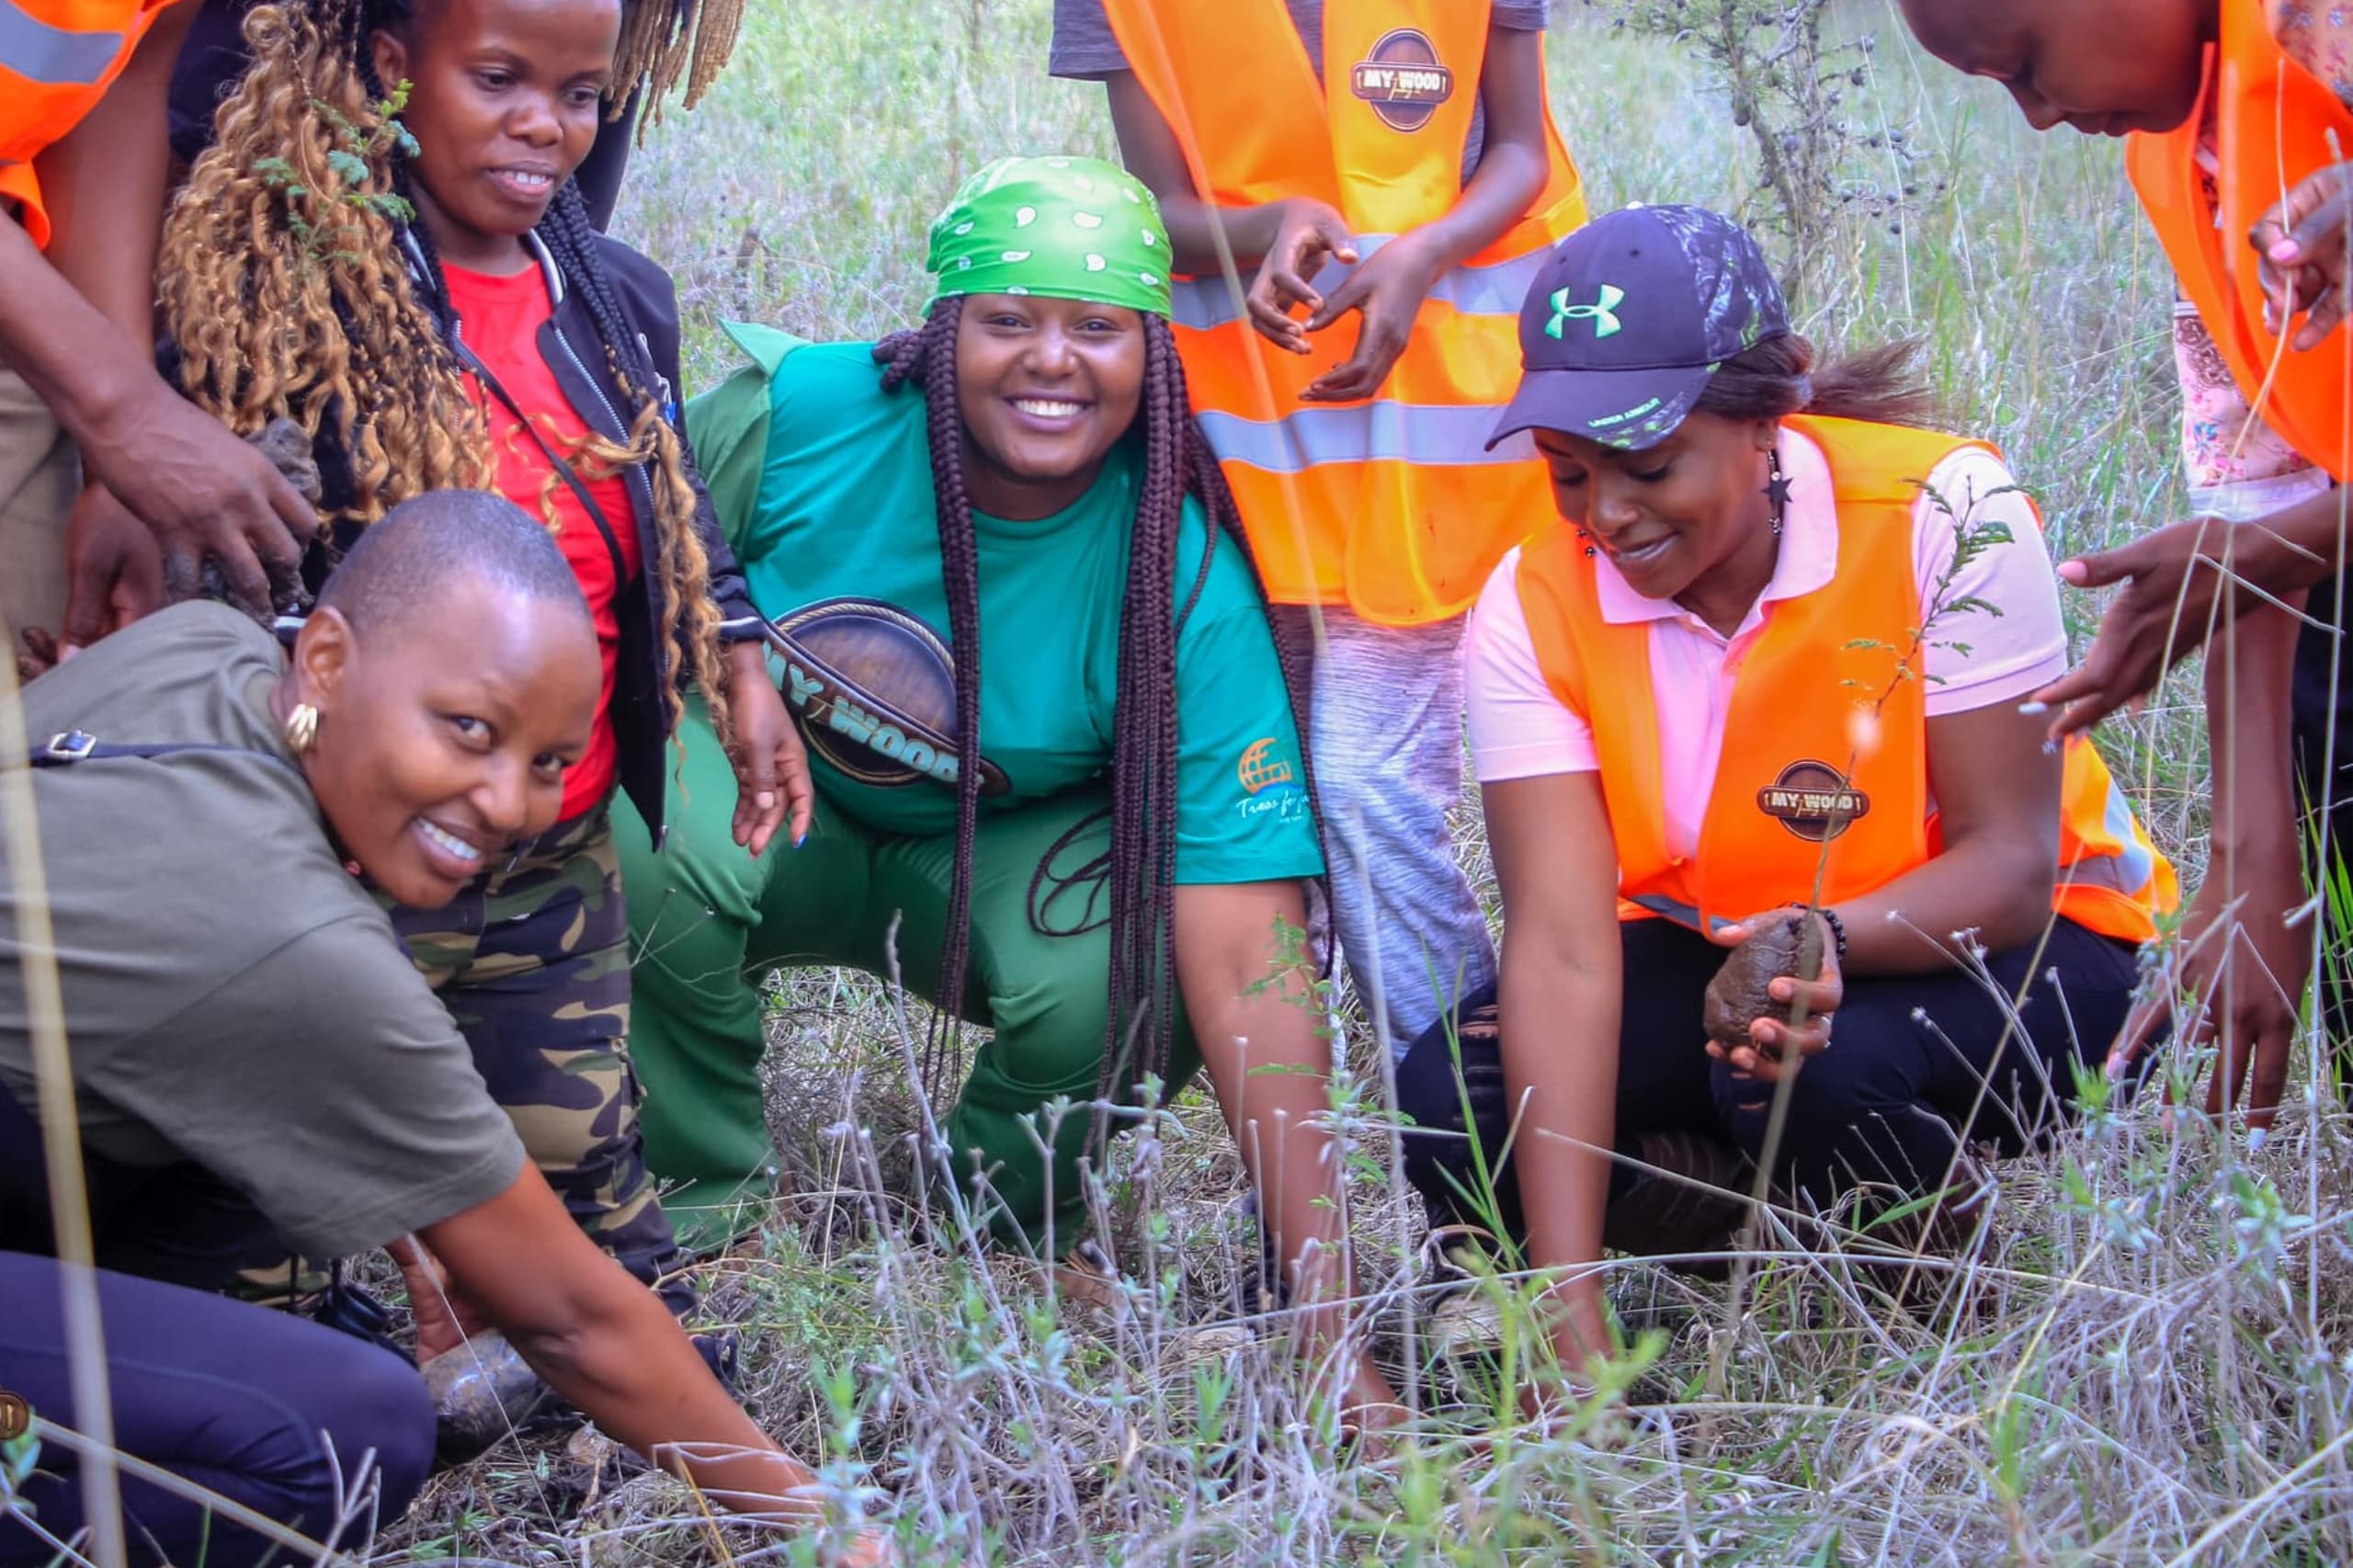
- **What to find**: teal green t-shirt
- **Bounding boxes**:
[709,336,1321,886]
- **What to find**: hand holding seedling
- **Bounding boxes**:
[1246,198,1358,352]
[1701,909,1841,1083]
[2254,162,2353,349]
[71,377,316,619]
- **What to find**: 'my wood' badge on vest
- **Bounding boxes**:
[1756,760,1870,843]
[1350,28,1454,132]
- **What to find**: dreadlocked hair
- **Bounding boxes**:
[159,0,734,748]
[873,304,1321,1137]
[611,0,746,130]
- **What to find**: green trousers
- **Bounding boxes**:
[618,694,1201,1253]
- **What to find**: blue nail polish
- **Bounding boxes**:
[792,829,807,849]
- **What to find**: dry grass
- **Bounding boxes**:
[30,1,2353,1563]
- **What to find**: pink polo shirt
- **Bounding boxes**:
[1465,426,2069,860]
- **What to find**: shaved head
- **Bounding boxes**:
[291,488,602,909]
[318,488,592,642]
[1894,0,2211,139]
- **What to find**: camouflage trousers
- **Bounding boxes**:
[244,806,693,1319]
[391,805,692,1315]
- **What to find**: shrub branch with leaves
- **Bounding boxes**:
[1586,0,1940,303]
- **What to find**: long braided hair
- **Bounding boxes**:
[874,300,1321,1135]
[158,0,733,745]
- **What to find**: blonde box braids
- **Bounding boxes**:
[159,0,736,749]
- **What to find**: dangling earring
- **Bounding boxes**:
[1762,446,1792,539]
[283,702,320,755]
[1575,526,1597,559]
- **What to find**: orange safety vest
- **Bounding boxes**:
[0,0,178,250]
[1515,415,2179,944]
[1100,0,1586,626]
[2126,6,2353,480]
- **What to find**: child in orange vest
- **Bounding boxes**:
[1897,0,2352,1142]
[1051,0,1585,1061]
[1394,207,2174,1382]
[1,0,313,663]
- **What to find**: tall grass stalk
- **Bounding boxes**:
[0,621,126,1568]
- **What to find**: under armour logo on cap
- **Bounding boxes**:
[1490,204,1791,454]
[1547,283,1625,341]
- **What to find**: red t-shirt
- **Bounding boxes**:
[444,261,642,820]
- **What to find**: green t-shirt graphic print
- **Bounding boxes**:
[690,331,1322,888]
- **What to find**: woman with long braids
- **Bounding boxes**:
[149,0,812,1401]
[620,156,1401,1426]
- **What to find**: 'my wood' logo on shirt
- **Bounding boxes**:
[1756,760,1870,843]
[1350,28,1455,132]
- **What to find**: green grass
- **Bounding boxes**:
[360,2,2353,1563]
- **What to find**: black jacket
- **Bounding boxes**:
[172,232,764,851]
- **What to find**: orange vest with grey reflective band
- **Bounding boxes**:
[2127,9,2353,481]
[0,0,178,250]
[1515,415,2178,943]
[1100,0,1586,626]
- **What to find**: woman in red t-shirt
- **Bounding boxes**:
[148,0,813,1421]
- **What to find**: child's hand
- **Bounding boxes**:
[1300,229,1444,403]
[2254,164,2353,350]
[1247,199,1358,354]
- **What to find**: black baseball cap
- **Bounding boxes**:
[1488,204,1790,453]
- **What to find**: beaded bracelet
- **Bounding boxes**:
[1787,903,1847,965]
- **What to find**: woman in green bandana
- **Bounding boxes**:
[618,156,1399,1424]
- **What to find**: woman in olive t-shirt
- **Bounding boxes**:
[0,494,878,1568]
[620,156,1404,1432]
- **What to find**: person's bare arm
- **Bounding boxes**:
[1483,771,1621,1380]
[5,1,312,623]
[418,1168,838,1527]
[1820,703,2063,972]
[1104,72,1299,275]
[34,0,192,340]
[2108,603,2309,1128]
[1171,879,1402,1426]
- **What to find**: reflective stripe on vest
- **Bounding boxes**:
[1514,415,2177,945]
[0,0,175,249]
[1168,233,1551,332]
[0,0,125,84]
[2125,13,2353,480]
[1198,403,1536,472]
[1101,0,1586,626]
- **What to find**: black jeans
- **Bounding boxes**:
[2293,570,2353,1072]
[0,1251,434,1568]
[1396,916,2148,1237]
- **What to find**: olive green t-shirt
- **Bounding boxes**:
[0,603,525,1259]
[691,333,1322,883]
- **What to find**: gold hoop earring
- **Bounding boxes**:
[283,702,320,755]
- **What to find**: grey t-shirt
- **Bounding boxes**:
[1049,0,1552,187]
[0,603,525,1259]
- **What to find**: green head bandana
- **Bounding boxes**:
[926,155,1174,317]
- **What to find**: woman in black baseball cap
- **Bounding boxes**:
[1394,204,2176,1392]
